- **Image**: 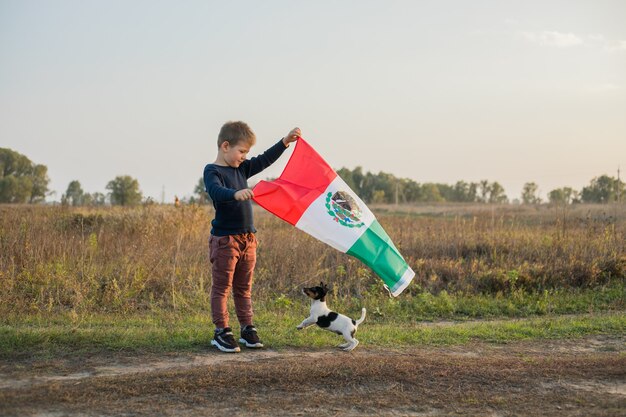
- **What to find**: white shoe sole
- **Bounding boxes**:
[239,338,264,348]
[211,339,241,353]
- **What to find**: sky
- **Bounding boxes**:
[1,0,625,203]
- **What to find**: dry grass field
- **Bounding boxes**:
[1,203,624,314]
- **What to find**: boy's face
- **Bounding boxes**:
[222,141,251,168]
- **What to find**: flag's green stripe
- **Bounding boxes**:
[346,220,409,289]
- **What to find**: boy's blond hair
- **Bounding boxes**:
[218,121,257,147]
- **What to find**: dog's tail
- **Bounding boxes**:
[355,308,366,326]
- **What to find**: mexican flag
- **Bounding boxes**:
[253,138,415,296]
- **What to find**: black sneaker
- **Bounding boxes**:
[211,327,241,353]
[239,325,264,348]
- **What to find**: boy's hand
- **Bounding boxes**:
[234,188,254,201]
[282,127,301,147]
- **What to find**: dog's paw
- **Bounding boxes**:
[341,340,359,352]
[296,326,303,330]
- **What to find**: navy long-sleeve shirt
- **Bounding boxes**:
[203,139,288,236]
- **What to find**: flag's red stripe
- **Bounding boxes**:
[253,138,337,225]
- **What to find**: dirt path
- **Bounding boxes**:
[1,336,624,416]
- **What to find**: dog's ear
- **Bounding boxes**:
[319,281,324,288]
[323,283,329,292]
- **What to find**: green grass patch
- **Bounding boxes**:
[1,311,624,359]
[257,310,626,348]
[2,283,623,358]
[339,280,625,321]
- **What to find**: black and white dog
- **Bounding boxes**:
[296,282,366,351]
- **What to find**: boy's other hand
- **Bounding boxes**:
[282,127,301,147]
[234,188,254,201]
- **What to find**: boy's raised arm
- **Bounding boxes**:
[245,127,302,178]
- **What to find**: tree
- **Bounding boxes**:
[403,181,423,202]
[194,177,211,204]
[451,181,478,202]
[436,183,456,202]
[351,166,365,196]
[83,192,106,206]
[0,148,49,203]
[336,167,355,191]
[581,175,624,203]
[420,183,444,202]
[521,182,541,204]
[63,180,84,206]
[488,182,508,203]
[478,180,490,203]
[106,175,142,206]
[548,187,578,205]
[372,189,386,204]
[467,182,478,202]
[30,164,49,203]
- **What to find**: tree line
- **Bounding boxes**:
[1,148,142,206]
[337,167,510,204]
[337,167,625,205]
[62,177,143,206]
[1,147,624,206]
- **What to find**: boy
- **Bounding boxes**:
[203,121,300,352]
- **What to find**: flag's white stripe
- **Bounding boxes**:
[295,176,376,253]
[389,267,415,297]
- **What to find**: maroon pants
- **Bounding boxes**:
[209,233,257,328]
